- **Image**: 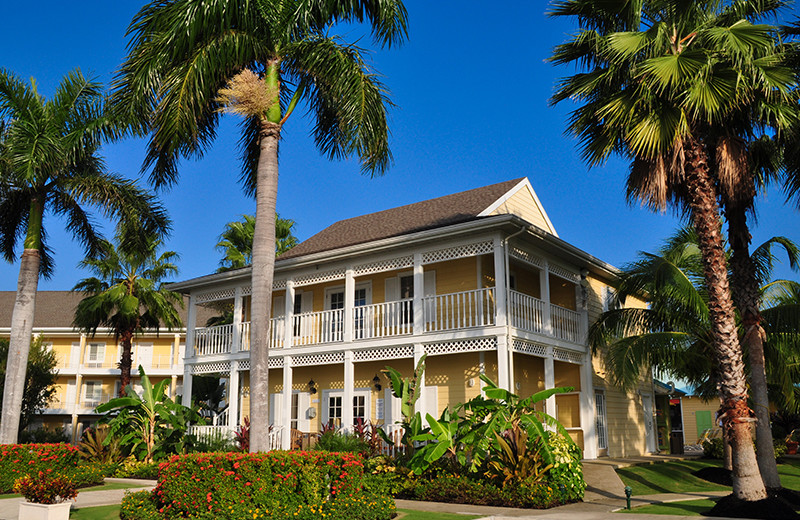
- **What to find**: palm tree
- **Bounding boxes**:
[216,213,298,272]
[73,232,183,395]
[550,0,798,501]
[113,0,407,452]
[0,69,169,443]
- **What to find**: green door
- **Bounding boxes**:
[696,410,713,440]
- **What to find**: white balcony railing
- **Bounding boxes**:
[195,323,234,356]
[510,290,544,334]
[551,304,582,343]
[424,287,495,332]
[80,394,113,409]
[292,309,344,346]
[353,299,413,340]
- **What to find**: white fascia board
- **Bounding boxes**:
[477,178,559,237]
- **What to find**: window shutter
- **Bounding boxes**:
[297,392,311,432]
[301,292,313,314]
[272,296,285,317]
[269,393,283,426]
[385,278,400,301]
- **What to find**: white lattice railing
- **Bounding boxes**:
[195,324,234,356]
[551,304,581,343]
[424,287,496,332]
[189,425,233,443]
[292,309,344,346]
[353,299,413,340]
[268,426,283,451]
[510,290,545,334]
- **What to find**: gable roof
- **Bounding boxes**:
[280,177,552,260]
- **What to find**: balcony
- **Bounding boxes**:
[191,286,582,357]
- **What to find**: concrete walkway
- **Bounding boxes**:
[0,478,155,520]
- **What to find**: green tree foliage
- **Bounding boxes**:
[73,233,182,395]
[0,336,57,433]
[216,214,298,272]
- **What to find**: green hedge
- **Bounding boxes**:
[149,451,394,519]
[0,443,80,493]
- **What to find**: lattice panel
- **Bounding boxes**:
[424,337,497,356]
[272,279,286,290]
[353,345,414,362]
[512,339,549,358]
[293,268,346,288]
[422,241,493,265]
[354,256,414,276]
[554,348,585,365]
[196,289,236,303]
[241,286,252,296]
[239,359,250,371]
[292,351,345,366]
[269,357,283,368]
[510,247,543,267]
[192,362,231,374]
[549,264,580,283]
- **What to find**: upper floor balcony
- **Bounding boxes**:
[192,286,583,357]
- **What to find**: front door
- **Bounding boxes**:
[642,393,657,453]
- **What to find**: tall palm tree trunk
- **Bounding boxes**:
[727,203,781,489]
[684,138,766,501]
[249,117,280,453]
[119,329,135,396]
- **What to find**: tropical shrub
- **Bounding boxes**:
[149,451,393,519]
[410,473,502,505]
[80,427,125,464]
[702,438,725,459]
[13,470,77,504]
[114,457,160,480]
[69,462,115,487]
[19,427,69,444]
[314,430,369,455]
[120,490,161,520]
[499,478,559,509]
[773,439,788,459]
[0,443,80,493]
[546,435,586,502]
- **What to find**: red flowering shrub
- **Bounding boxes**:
[0,443,80,493]
[150,451,394,519]
[13,470,77,504]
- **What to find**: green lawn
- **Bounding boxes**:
[0,480,142,500]
[618,498,719,516]
[397,509,483,520]
[616,459,800,496]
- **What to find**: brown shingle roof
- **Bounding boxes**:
[0,291,215,329]
[279,178,524,260]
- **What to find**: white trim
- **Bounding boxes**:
[477,178,558,237]
[321,388,372,426]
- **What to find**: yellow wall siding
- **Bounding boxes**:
[480,255,495,288]
[556,394,581,428]
[426,353,483,416]
[554,361,581,391]
[514,354,545,398]
[681,395,721,444]
[549,274,576,310]
[488,184,552,232]
[429,258,478,295]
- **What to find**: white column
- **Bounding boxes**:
[344,268,355,343]
[172,333,181,367]
[229,361,240,431]
[412,253,424,336]
[413,344,426,417]
[181,363,193,407]
[540,260,552,336]
[185,295,197,358]
[71,374,82,445]
[497,335,510,390]
[170,375,178,399]
[580,352,598,459]
[284,281,295,348]
[544,350,556,417]
[281,356,293,449]
[493,237,507,327]
[343,351,354,431]
[507,347,516,393]
[232,287,243,353]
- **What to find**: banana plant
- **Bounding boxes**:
[381,355,428,452]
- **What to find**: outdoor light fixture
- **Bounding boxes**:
[308,379,317,395]
[372,375,382,392]
[624,486,632,510]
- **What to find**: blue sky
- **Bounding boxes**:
[1,2,798,290]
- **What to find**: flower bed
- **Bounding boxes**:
[125,451,394,519]
[0,444,79,493]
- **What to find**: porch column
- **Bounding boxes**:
[182,295,197,408]
[71,374,82,445]
[231,287,243,353]
[172,333,181,367]
[343,351,354,431]
[284,281,295,348]
[229,360,240,431]
[281,356,293,449]
[344,268,355,343]
[496,335,510,391]
[412,253,424,335]
[540,260,552,335]
[170,375,178,398]
[580,352,598,459]
[544,350,556,417]
[181,363,193,407]
[493,237,507,327]
[413,344,426,417]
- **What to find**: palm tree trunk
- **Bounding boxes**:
[249,116,280,452]
[727,203,781,489]
[683,138,766,501]
[119,329,134,396]
[0,199,43,444]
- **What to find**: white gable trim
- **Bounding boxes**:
[477,178,558,237]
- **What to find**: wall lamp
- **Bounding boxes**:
[372,375,382,392]
[308,379,317,395]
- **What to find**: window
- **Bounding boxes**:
[327,395,343,427]
[595,391,608,450]
[85,343,105,367]
[603,287,620,312]
[324,390,370,426]
[291,393,299,430]
[353,395,366,423]
[83,381,103,405]
[400,276,413,324]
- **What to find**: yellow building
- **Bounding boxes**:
[0,291,209,442]
[171,178,657,459]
